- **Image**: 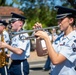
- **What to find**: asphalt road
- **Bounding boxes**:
[29,67,50,75]
[29,61,50,75]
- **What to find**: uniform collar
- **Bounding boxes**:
[18,28,23,32]
[64,30,76,40]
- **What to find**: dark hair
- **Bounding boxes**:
[67,15,76,27]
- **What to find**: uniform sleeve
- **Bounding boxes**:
[17,33,30,51]
[3,31,10,44]
[59,39,76,63]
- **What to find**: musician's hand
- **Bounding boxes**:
[6,54,10,58]
[0,42,7,48]
[35,31,49,40]
[33,22,42,31]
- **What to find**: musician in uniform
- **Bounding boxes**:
[0,13,30,75]
[73,25,76,30]
[0,20,10,75]
[33,6,76,75]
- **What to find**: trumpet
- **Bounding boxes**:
[11,26,59,39]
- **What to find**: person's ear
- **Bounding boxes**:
[19,21,23,26]
[69,18,74,24]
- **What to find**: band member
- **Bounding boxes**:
[33,6,76,75]
[0,20,10,75]
[0,13,30,75]
[73,25,76,30]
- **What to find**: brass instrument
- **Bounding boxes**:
[11,26,59,39]
[0,33,8,68]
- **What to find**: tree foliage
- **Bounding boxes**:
[67,0,76,8]
[15,0,57,30]
[0,0,7,6]
[60,0,76,8]
[0,0,76,30]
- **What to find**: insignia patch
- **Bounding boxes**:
[74,39,76,43]
[19,34,25,42]
[12,44,18,47]
[74,67,76,70]
[19,34,26,40]
[72,43,76,52]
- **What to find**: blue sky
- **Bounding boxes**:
[6,0,19,7]
[6,0,12,4]
[55,0,62,5]
[6,0,62,7]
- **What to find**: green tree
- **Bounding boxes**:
[60,0,76,8]
[67,0,76,8]
[2,0,76,30]
[0,0,7,6]
[18,0,57,30]
[5,0,76,30]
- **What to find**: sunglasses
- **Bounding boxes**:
[9,19,18,24]
[57,17,66,22]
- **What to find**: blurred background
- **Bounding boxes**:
[0,0,76,30]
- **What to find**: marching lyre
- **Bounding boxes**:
[11,26,59,40]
